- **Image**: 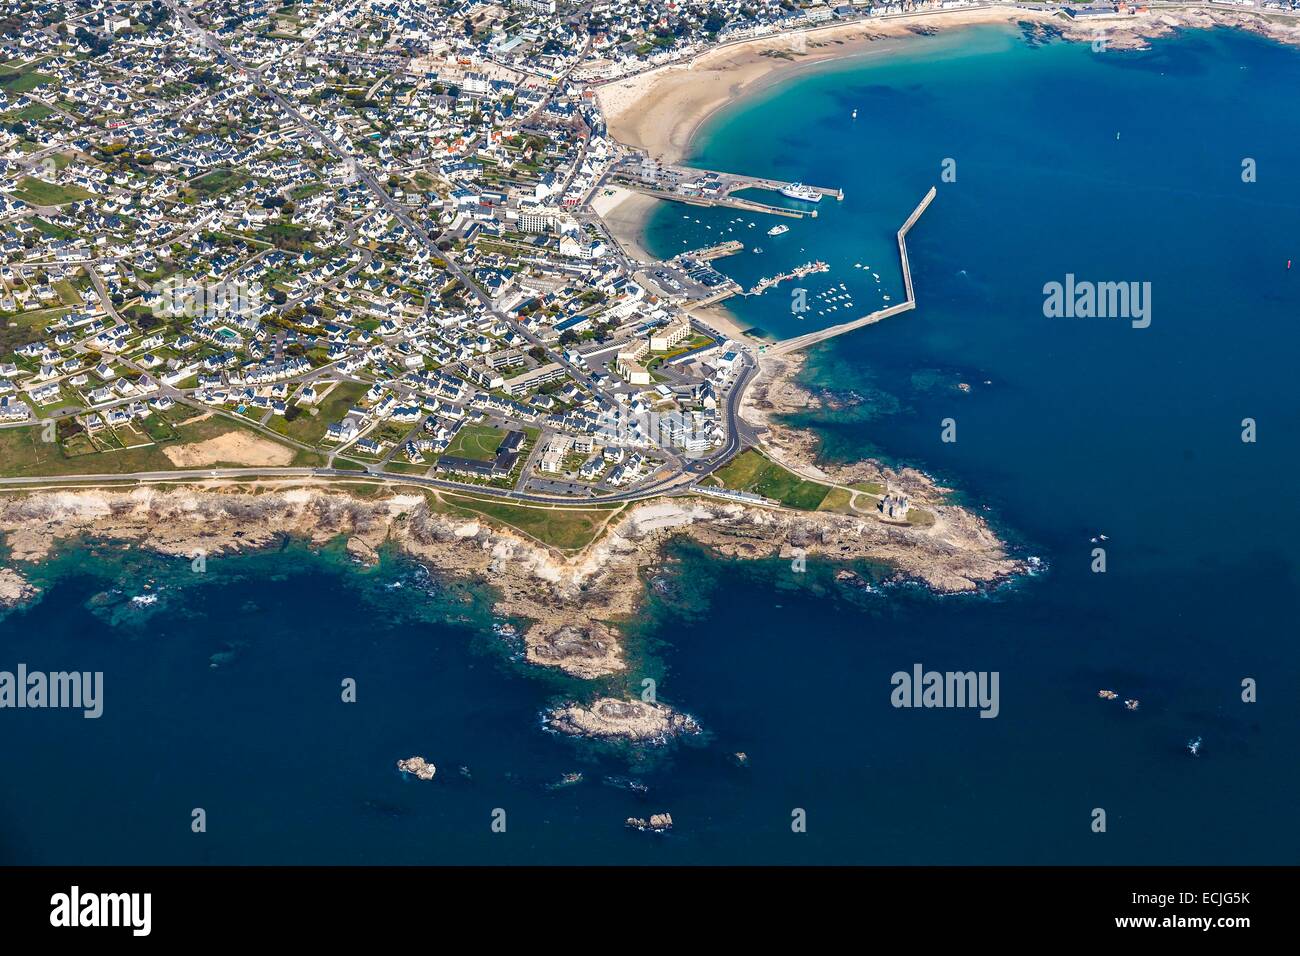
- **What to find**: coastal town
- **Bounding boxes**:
[2,0,1290,890]
[0,0,1100,762]
[3,0,1298,519]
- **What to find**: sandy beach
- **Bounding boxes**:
[595,4,1300,221]
[596,6,1053,165]
[599,6,1300,166]
[592,3,1300,338]
[686,302,761,343]
[590,184,662,263]
[593,6,1058,339]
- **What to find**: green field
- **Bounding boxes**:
[849,480,886,496]
[442,423,506,462]
[31,217,78,240]
[0,311,58,355]
[7,177,94,207]
[0,412,319,479]
[712,449,832,511]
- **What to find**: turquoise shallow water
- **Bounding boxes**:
[3,24,1299,863]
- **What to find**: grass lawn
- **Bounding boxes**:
[2,103,54,121]
[433,491,622,551]
[443,423,506,462]
[0,311,60,355]
[817,487,855,515]
[187,168,248,197]
[267,380,369,446]
[906,508,935,527]
[380,460,431,476]
[7,177,94,207]
[850,480,886,496]
[0,67,54,94]
[712,448,832,511]
[31,217,79,240]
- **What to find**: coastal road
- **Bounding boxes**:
[0,464,707,506]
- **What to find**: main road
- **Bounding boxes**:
[0,463,702,505]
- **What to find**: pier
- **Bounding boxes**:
[743,260,830,297]
[674,239,744,262]
[611,155,842,219]
[770,186,936,355]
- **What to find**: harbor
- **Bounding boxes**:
[772,186,937,355]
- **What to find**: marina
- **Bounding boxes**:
[772,186,937,355]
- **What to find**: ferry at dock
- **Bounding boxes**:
[780,182,822,203]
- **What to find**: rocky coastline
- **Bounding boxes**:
[743,350,983,506]
[0,312,1023,744]
[1054,6,1300,52]
[0,463,1022,670]
[0,566,38,610]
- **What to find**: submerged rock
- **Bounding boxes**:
[546,772,584,791]
[602,775,649,794]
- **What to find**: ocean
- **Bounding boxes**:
[3,24,1298,864]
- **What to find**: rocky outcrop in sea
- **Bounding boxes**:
[546,698,701,745]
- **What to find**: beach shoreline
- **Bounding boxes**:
[589,184,662,263]
[593,7,1057,340]
[594,5,1300,290]
[595,6,1053,166]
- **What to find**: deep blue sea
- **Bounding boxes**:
[3,25,1299,864]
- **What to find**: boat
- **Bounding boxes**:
[851,108,858,119]
[1187,736,1202,756]
[779,182,822,203]
[766,224,789,236]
